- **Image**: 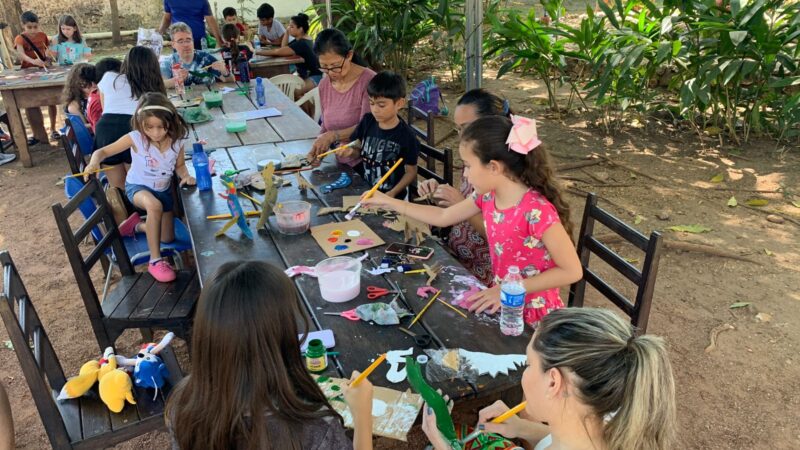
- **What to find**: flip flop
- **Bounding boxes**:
[27,137,39,146]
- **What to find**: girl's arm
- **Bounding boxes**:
[521,223,583,293]
[362,191,480,228]
[344,371,373,450]
[174,147,196,186]
[66,101,88,124]
[384,164,417,199]
[85,134,133,173]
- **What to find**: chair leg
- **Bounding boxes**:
[101,262,116,303]
[140,328,154,342]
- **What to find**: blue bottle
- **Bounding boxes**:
[255,77,266,108]
[192,143,212,191]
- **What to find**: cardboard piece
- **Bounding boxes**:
[316,376,423,441]
[310,219,385,257]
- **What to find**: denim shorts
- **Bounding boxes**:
[125,183,174,212]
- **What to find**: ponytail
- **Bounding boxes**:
[532,308,676,450]
[221,23,241,65]
[460,116,573,237]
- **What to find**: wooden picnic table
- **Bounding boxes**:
[249,55,304,79]
[0,66,70,167]
[177,78,531,403]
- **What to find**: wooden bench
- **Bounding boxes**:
[568,193,664,334]
[0,251,184,449]
[51,177,199,350]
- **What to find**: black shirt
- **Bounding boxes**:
[350,113,419,198]
[288,38,322,79]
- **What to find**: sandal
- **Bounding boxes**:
[27,137,40,146]
[50,131,61,140]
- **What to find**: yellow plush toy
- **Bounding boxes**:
[57,347,136,413]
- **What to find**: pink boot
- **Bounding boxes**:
[148,259,176,282]
[118,213,141,237]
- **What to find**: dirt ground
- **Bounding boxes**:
[2,33,800,450]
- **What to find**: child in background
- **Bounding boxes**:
[362,115,582,327]
[222,7,247,37]
[345,71,418,199]
[256,3,286,46]
[61,63,95,128]
[166,260,374,450]
[220,23,253,81]
[50,15,92,65]
[14,11,59,143]
[85,92,193,282]
[257,13,321,96]
[87,58,121,131]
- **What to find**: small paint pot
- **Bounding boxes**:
[416,355,429,364]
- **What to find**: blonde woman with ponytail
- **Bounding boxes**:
[422,307,676,450]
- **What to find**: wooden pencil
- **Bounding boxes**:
[350,353,387,387]
[68,167,113,178]
[437,299,467,318]
[408,289,440,327]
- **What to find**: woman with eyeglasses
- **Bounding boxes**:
[306,29,376,167]
[416,89,513,286]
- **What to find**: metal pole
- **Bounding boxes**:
[465,0,482,90]
[326,0,333,28]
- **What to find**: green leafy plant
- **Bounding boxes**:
[430,0,466,86]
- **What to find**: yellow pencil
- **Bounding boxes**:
[238,191,262,206]
[206,211,260,220]
[403,269,427,275]
[345,158,404,220]
[68,167,113,178]
[460,401,528,443]
[408,289,440,327]
[350,353,387,387]
[437,299,467,319]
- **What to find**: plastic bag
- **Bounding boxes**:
[137,28,163,57]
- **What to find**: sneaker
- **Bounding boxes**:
[148,259,176,283]
[26,137,39,146]
[0,153,15,167]
[118,212,141,237]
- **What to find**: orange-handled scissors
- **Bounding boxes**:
[323,309,360,321]
[366,286,398,300]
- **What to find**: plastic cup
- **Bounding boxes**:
[274,201,311,234]
[224,113,247,133]
[315,256,361,303]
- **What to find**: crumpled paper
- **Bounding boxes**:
[355,299,411,325]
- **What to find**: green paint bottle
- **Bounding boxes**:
[305,339,328,373]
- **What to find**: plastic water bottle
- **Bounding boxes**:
[192,143,212,191]
[201,35,208,51]
[500,266,526,336]
[255,77,266,108]
[253,35,261,51]
[171,63,185,96]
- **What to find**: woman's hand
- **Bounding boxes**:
[422,405,453,450]
[180,175,196,187]
[467,285,502,314]
[478,400,531,439]
[344,371,373,420]
[360,190,397,211]
[309,131,337,160]
[432,184,465,207]
[417,179,440,198]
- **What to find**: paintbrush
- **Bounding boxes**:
[68,167,113,178]
[459,401,528,444]
[408,289,440,327]
[345,158,404,221]
[315,139,360,159]
[207,211,260,220]
[350,353,387,387]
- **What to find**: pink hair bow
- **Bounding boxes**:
[506,115,541,155]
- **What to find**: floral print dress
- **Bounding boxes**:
[472,189,564,326]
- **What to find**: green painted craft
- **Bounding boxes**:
[405,356,460,449]
[330,385,341,391]
[317,376,330,383]
[189,70,215,79]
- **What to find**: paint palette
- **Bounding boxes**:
[310,219,385,257]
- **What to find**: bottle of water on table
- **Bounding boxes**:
[255,77,266,108]
[192,143,212,191]
[253,34,261,51]
[500,265,526,336]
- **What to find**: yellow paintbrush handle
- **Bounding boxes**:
[69,167,113,178]
[365,158,403,199]
[206,211,260,220]
[492,401,528,423]
[351,353,387,387]
[408,289,440,327]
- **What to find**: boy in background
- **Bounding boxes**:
[256,3,285,46]
[222,7,247,37]
[348,71,419,199]
[13,11,59,143]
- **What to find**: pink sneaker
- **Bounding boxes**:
[118,213,141,237]
[148,259,176,282]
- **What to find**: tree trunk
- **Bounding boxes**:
[0,0,23,65]
[109,0,121,45]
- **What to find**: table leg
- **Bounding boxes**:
[2,91,32,167]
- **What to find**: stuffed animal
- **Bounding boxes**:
[118,332,174,391]
[57,347,136,414]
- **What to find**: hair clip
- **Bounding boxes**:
[138,105,174,114]
[502,99,510,116]
[506,115,541,155]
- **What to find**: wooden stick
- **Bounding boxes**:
[207,211,260,220]
[68,167,113,178]
[555,159,603,172]
[408,289,440,327]
[345,158,404,220]
[437,299,467,318]
[350,353,387,387]
[238,191,262,206]
[403,269,427,275]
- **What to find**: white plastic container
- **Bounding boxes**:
[315,256,361,303]
[274,201,311,234]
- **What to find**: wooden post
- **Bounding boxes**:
[465,0,482,91]
[0,28,13,70]
[109,0,121,45]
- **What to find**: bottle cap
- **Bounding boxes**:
[192,142,203,152]
[256,77,263,83]
[416,355,429,364]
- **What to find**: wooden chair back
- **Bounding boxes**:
[61,124,85,175]
[51,177,134,347]
[417,142,454,186]
[568,193,664,335]
[407,99,435,146]
[0,251,72,448]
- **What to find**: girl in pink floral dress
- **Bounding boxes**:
[363,115,582,328]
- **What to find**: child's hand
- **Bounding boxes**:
[180,176,196,187]
[344,371,373,419]
[32,58,46,68]
[360,190,395,211]
[467,285,502,314]
[83,160,101,181]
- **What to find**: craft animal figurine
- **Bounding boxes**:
[216,173,254,239]
[117,332,174,392]
[257,162,280,230]
[57,347,136,413]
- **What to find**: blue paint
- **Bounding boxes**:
[334,244,348,251]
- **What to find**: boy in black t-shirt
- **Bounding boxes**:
[349,71,419,199]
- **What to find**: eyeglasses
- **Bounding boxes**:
[319,58,347,74]
[175,39,193,46]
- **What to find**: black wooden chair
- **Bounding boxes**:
[417,142,454,186]
[0,251,184,449]
[568,193,664,335]
[407,99,436,146]
[61,124,85,175]
[51,177,199,350]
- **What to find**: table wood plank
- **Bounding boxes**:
[191,100,241,149]
[216,86,282,144]
[253,79,321,142]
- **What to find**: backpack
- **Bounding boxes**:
[410,76,442,115]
